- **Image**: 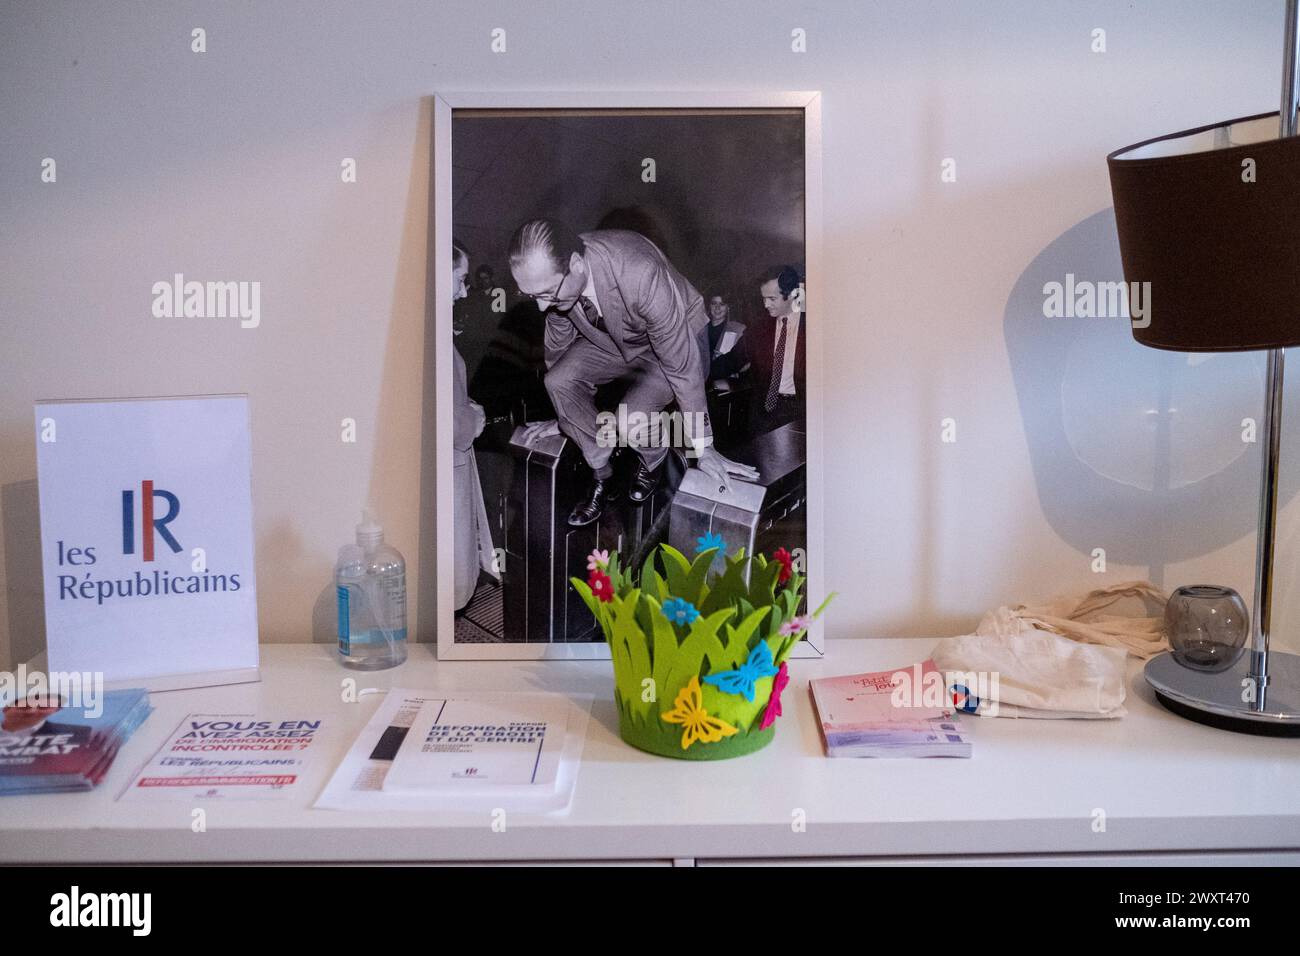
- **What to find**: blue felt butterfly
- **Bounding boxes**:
[703,641,779,702]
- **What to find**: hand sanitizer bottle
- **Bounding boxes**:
[335,511,408,669]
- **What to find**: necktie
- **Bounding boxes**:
[765,316,787,412]
[582,297,605,332]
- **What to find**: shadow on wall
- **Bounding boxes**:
[1004,207,1295,586]
[2,480,44,667]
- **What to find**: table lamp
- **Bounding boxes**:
[1106,1,1300,735]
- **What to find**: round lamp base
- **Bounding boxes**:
[1145,650,1300,737]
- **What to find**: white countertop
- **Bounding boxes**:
[1,639,1297,863]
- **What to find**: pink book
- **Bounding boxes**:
[810,659,953,734]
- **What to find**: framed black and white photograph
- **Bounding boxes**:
[433,92,824,660]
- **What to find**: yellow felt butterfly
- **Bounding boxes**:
[661,676,739,750]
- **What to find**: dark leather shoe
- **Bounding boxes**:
[628,457,664,503]
[568,476,610,527]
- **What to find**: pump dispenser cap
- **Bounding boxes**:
[355,509,384,549]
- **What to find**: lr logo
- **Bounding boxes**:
[122,480,181,561]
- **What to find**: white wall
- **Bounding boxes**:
[2,0,1294,669]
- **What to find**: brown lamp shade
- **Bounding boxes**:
[1108,110,1300,351]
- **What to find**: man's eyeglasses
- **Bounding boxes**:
[518,263,571,305]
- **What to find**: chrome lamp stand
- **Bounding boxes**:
[1144,1,1300,735]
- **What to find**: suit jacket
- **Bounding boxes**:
[748,311,807,403]
[543,230,711,436]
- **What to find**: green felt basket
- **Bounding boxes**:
[616,696,776,760]
[571,543,830,761]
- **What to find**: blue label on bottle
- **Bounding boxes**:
[336,585,350,654]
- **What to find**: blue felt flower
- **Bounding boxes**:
[662,596,700,627]
[695,531,725,554]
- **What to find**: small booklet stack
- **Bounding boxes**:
[0,688,152,794]
[810,660,971,758]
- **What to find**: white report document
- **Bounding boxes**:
[314,689,589,814]
[383,694,569,793]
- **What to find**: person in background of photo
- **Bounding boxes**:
[451,239,499,610]
[512,219,758,526]
[453,262,501,388]
[705,293,749,383]
[748,265,806,435]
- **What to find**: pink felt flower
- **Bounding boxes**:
[780,615,811,637]
[759,662,790,730]
[587,548,610,571]
[772,547,794,585]
[588,568,614,602]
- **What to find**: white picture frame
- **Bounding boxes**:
[433,91,824,660]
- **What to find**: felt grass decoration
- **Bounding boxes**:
[571,542,832,760]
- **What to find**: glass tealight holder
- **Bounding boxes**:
[1164,585,1249,673]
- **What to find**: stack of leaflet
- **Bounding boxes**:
[810,660,971,758]
[315,689,589,813]
[0,688,152,794]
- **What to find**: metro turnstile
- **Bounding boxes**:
[503,429,678,643]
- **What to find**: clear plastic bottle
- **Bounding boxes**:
[335,511,407,669]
